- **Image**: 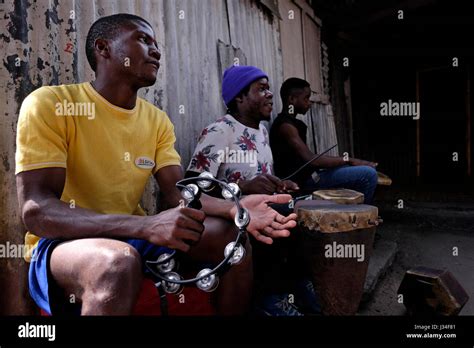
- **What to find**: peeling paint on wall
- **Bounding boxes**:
[6,0,30,44]
[44,0,63,29]
[1,153,10,172]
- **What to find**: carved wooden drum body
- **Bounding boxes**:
[296,199,380,315]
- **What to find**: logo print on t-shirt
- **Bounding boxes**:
[135,156,155,169]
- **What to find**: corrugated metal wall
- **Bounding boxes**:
[163,0,284,163]
[0,0,287,314]
[226,0,283,113]
[278,0,338,156]
[302,103,339,155]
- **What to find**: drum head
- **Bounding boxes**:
[377,171,392,186]
[297,202,379,233]
[312,188,364,204]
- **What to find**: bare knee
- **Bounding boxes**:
[80,245,143,314]
[50,240,143,314]
[83,245,142,294]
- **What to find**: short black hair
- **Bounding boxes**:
[280,77,310,104]
[86,13,152,72]
[226,84,251,116]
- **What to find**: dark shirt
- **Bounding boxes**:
[270,113,312,185]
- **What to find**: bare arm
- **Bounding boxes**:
[17,167,205,252]
[157,166,297,244]
[278,123,346,168]
[278,123,377,168]
[16,167,146,240]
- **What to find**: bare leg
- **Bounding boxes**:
[49,218,252,315]
[49,238,143,315]
[186,216,253,315]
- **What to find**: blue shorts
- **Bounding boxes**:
[29,238,172,315]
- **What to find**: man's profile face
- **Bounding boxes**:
[105,21,161,88]
[241,78,273,122]
[290,86,312,115]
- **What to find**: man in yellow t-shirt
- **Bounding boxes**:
[15,13,297,316]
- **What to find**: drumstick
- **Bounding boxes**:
[282,144,338,181]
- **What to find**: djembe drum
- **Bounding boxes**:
[296,198,380,315]
[398,267,469,315]
[312,188,365,204]
[377,171,392,186]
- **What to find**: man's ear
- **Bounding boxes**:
[234,94,244,104]
[287,94,296,106]
[94,38,110,59]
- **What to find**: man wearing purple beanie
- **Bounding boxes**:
[186,65,319,316]
[187,65,298,195]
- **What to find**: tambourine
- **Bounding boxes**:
[145,172,249,303]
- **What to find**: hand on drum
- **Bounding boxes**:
[231,194,298,245]
[277,179,299,193]
[349,158,378,168]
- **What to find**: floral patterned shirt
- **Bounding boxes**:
[187,114,274,183]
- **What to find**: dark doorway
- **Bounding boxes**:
[418,67,468,184]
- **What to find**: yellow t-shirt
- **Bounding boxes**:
[16,82,181,261]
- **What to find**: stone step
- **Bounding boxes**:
[362,239,398,302]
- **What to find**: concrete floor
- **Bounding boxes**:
[358,198,474,315]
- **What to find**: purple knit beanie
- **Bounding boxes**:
[222,65,268,106]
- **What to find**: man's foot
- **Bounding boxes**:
[254,293,304,316]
